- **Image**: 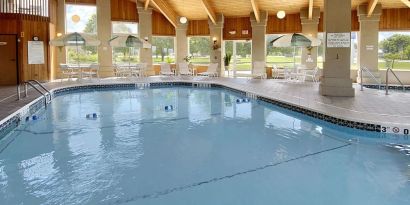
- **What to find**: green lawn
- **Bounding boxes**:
[152,56,410,71]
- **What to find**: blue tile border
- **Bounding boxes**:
[364,84,410,91]
[0,82,385,141]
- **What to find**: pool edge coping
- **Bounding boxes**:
[1,80,408,139]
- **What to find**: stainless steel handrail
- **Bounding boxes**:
[17,80,52,107]
[359,67,381,91]
[385,68,405,95]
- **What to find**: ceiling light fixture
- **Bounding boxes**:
[71,0,81,24]
[277,10,286,19]
[180,16,188,24]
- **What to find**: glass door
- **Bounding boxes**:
[224,40,252,77]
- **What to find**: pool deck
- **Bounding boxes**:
[1,77,410,132]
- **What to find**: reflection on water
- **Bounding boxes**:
[0,87,409,205]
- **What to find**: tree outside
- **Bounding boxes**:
[379,33,410,70]
[189,37,210,64]
[152,37,175,63]
[66,13,98,64]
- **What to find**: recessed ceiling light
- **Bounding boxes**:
[277,11,286,19]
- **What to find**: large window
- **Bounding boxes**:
[266,34,301,68]
[65,4,98,64]
[188,36,210,64]
[378,31,410,70]
[351,32,358,70]
[112,22,139,64]
[152,36,175,63]
[225,40,252,76]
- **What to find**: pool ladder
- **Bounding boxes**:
[17,80,52,107]
[359,67,405,95]
[359,67,381,91]
[385,68,405,95]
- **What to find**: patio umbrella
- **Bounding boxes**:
[109,35,149,65]
[271,33,321,69]
[50,32,101,67]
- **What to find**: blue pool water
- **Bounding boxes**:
[0,87,409,205]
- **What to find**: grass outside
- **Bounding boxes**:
[127,56,410,71]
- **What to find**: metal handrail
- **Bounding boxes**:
[385,68,405,95]
[359,67,381,91]
[17,80,52,107]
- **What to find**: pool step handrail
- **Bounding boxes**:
[385,68,405,95]
[359,67,381,91]
[17,80,52,107]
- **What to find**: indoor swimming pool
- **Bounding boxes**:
[0,86,409,205]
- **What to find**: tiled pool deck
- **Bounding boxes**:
[1,76,410,135]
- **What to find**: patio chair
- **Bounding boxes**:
[160,63,175,76]
[178,62,193,76]
[198,63,219,77]
[251,61,267,79]
[60,64,79,81]
[82,63,100,79]
[272,64,287,79]
[302,67,319,82]
[114,64,130,77]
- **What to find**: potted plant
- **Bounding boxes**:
[224,53,232,71]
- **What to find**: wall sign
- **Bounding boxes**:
[326,33,351,48]
[28,41,45,64]
[366,45,374,51]
[0,42,7,46]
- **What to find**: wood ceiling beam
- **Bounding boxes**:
[150,0,178,27]
[401,0,410,7]
[250,0,260,23]
[201,0,217,25]
[144,0,150,10]
[367,0,378,16]
[308,0,313,19]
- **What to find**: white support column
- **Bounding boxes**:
[96,0,113,77]
[250,10,268,72]
[208,14,224,76]
[300,7,320,69]
[137,4,153,71]
[175,19,188,73]
[319,0,355,97]
[357,3,382,83]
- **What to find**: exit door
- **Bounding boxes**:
[0,35,18,85]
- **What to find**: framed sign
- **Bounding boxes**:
[28,41,45,64]
[326,33,351,48]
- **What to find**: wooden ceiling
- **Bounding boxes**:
[136,0,409,21]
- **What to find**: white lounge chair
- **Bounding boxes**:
[198,63,219,77]
[252,61,267,79]
[160,63,175,76]
[178,62,193,76]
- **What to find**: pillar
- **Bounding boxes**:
[55,0,66,79]
[357,4,382,83]
[96,0,113,77]
[319,0,355,97]
[300,7,320,70]
[250,11,268,72]
[176,18,188,72]
[137,4,153,71]
[208,14,224,76]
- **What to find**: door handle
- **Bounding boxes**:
[10,59,16,61]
